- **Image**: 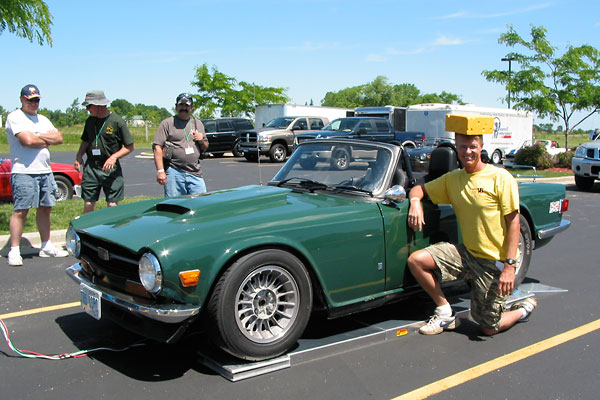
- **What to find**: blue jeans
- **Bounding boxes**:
[165,167,207,197]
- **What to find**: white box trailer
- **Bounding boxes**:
[405,103,533,164]
[254,104,352,129]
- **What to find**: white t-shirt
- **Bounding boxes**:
[5,109,55,174]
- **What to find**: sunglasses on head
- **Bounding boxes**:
[26,98,40,103]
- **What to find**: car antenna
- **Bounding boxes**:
[256,147,263,185]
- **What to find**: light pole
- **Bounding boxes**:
[501,57,515,108]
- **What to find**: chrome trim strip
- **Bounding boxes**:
[537,219,571,240]
[66,263,201,323]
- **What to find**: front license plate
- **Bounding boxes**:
[80,283,101,320]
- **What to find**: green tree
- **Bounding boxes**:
[0,0,53,46]
[64,98,87,126]
[111,98,135,118]
[321,76,464,108]
[191,64,289,118]
[482,25,600,149]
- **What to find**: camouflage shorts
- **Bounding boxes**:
[425,242,507,331]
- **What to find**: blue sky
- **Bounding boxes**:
[2,0,600,130]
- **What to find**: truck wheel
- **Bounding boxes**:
[402,141,416,149]
[491,150,502,164]
[269,144,287,163]
[514,214,532,287]
[232,141,244,157]
[207,249,313,361]
[53,175,74,201]
[331,147,351,171]
[299,157,317,169]
[244,153,258,162]
[574,175,595,191]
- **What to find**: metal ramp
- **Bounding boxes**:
[198,283,566,381]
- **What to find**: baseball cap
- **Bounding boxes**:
[21,84,41,99]
[81,90,111,107]
[176,93,193,106]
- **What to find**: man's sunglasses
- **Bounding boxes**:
[26,98,41,103]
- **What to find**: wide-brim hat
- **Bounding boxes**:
[82,90,110,106]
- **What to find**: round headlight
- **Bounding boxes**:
[139,253,163,294]
[65,226,81,258]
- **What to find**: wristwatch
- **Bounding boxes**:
[505,258,516,266]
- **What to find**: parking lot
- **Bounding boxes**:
[1,150,599,399]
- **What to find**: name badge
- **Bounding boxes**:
[91,149,101,156]
[185,147,194,155]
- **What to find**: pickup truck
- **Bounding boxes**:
[295,117,424,169]
[239,116,329,162]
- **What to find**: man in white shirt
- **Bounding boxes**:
[5,84,68,266]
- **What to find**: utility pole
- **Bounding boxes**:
[501,57,515,108]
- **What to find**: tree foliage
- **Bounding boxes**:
[0,0,53,46]
[482,25,600,148]
[321,76,464,108]
[191,64,289,118]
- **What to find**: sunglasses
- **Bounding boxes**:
[26,98,41,103]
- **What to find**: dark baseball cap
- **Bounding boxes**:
[21,84,41,99]
[176,93,193,106]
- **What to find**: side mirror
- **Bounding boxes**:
[357,128,367,136]
[383,185,407,205]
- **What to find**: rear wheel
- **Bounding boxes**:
[574,175,594,191]
[207,249,313,361]
[491,150,502,164]
[53,175,74,201]
[232,141,244,157]
[514,214,532,287]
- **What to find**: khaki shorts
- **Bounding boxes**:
[425,242,507,330]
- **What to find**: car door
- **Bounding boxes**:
[379,199,459,291]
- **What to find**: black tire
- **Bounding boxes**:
[330,147,351,171]
[207,249,313,361]
[299,157,317,169]
[53,175,74,201]
[269,143,287,163]
[491,150,502,165]
[574,175,595,191]
[514,214,533,287]
[232,141,244,158]
[244,152,259,162]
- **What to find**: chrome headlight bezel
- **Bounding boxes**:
[65,226,81,258]
[139,252,163,294]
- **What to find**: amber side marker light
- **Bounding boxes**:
[179,270,201,287]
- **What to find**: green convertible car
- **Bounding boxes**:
[65,139,571,361]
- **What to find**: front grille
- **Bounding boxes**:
[586,148,598,159]
[240,132,257,145]
[79,232,140,286]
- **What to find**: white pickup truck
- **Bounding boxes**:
[572,129,600,190]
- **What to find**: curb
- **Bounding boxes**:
[1,229,67,257]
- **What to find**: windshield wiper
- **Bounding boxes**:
[277,177,329,190]
[333,185,373,197]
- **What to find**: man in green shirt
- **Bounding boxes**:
[75,90,135,213]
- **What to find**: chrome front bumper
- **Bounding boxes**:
[66,263,201,323]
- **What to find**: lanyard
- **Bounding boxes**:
[95,118,108,147]
[183,120,193,142]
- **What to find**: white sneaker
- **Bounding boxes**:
[8,252,23,266]
[39,245,69,258]
[419,311,460,335]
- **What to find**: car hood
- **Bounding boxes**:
[70,185,362,252]
[580,140,600,149]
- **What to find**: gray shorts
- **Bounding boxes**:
[425,242,507,330]
[10,173,58,210]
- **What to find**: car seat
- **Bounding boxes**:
[425,143,461,182]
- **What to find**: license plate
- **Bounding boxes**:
[80,283,102,320]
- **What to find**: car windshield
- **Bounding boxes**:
[265,117,295,129]
[271,142,393,195]
[322,118,360,132]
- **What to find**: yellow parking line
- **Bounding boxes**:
[392,318,600,400]
[0,301,80,320]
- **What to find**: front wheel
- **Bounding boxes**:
[207,249,313,361]
[330,147,351,170]
[514,214,532,287]
[574,175,594,191]
[244,152,259,162]
[269,144,287,163]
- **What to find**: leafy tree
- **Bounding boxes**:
[321,76,464,108]
[191,64,289,118]
[64,98,87,126]
[0,0,53,46]
[111,98,135,118]
[482,25,600,149]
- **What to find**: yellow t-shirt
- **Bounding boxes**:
[424,164,520,261]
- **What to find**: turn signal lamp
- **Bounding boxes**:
[179,270,201,287]
[560,199,569,213]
